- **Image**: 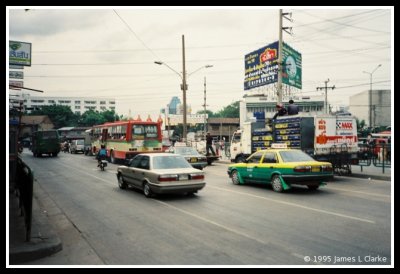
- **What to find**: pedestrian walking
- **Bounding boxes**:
[206,132,216,156]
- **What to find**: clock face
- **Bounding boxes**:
[285,55,297,78]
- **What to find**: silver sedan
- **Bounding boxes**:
[116,153,206,198]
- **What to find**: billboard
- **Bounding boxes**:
[9,40,32,66]
[9,80,23,90]
[244,41,302,90]
[282,43,302,89]
[9,71,24,79]
[167,114,208,126]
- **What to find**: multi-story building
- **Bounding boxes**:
[349,89,391,128]
[239,94,325,127]
[11,93,116,115]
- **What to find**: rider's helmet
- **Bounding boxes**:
[101,144,105,149]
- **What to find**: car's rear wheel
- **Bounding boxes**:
[271,175,284,192]
[143,182,153,198]
[118,174,127,189]
[231,170,240,185]
[307,184,319,191]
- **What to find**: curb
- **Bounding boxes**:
[9,183,63,264]
[347,173,391,182]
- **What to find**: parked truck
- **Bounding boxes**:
[230,114,359,174]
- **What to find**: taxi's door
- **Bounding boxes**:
[253,151,278,183]
[241,151,263,182]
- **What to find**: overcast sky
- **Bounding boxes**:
[7,7,393,120]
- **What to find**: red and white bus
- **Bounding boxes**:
[91,120,162,163]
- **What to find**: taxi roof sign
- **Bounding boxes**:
[271,143,288,149]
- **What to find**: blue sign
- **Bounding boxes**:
[244,41,279,90]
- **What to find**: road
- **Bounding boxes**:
[19,150,391,266]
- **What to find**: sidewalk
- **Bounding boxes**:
[217,154,391,181]
[9,182,62,265]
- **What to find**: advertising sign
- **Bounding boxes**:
[315,117,357,150]
[244,41,302,90]
[9,40,32,66]
[9,71,24,79]
[282,43,302,89]
[167,114,208,126]
[9,64,24,69]
[9,80,24,90]
[244,41,279,90]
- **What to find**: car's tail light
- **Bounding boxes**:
[190,174,204,180]
[293,166,311,172]
[321,165,333,172]
[158,174,178,182]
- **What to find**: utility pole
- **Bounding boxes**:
[277,9,293,104]
[316,79,335,114]
[363,64,381,128]
[181,35,188,142]
[203,77,207,141]
[277,9,283,104]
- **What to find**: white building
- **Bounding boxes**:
[240,94,325,127]
[11,93,116,115]
[349,89,391,128]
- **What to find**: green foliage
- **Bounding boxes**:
[29,105,79,128]
[80,110,106,126]
[214,101,239,118]
[28,105,120,128]
[196,101,240,118]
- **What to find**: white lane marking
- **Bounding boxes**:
[154,199,269,245]
[54,160,116,185]
[207,185,375,224]
[154,200,306,261]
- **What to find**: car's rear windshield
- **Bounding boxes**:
[76,140,84,145]
[152,156,192,169]
[40,131,58,140]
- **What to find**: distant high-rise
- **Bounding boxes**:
[168,96,181,114]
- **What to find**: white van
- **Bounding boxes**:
[70,139,85,154]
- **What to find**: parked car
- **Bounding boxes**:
[227,147,333,192]
[166,146,208,170]
[116,153,206,198]
[70,139,85,154]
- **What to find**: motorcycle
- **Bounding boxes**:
[99,159,108,171]
[97,155,108,171]
[62,143,70,153]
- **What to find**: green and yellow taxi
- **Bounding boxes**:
[227,144,333,192]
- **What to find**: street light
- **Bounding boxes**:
[363,64,381,128]
[154,58,213,142]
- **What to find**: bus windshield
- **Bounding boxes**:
[132,125,158,139]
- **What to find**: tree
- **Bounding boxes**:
[80,110,106,126]
[29,105,79,128]
[101,109,119,123]
[215,101,239,118]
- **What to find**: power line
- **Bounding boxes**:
[113,10,160,60]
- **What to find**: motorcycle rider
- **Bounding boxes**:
[97,144,107,167]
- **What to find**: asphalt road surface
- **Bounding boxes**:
[19,150,391,266]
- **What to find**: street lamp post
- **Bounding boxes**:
[363,64,381,128]
[155,36,212,142]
